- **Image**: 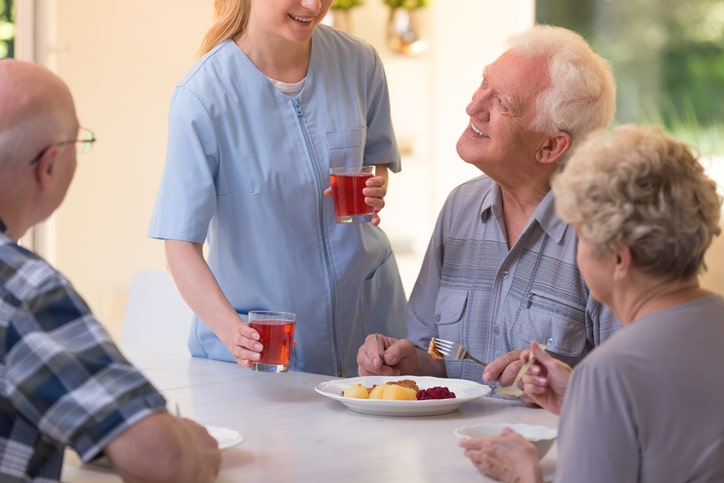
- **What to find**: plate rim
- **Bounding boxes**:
[454,422,558,440]
[314,375,490,416]
[204,425,245,450]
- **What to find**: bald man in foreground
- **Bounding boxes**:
[0,59,221,482]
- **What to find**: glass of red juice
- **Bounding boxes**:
[329,166,375,223]
[248,311,296,373]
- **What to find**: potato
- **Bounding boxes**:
[382,384,417,400]
[343,383,370,399]
[368,383,388,399]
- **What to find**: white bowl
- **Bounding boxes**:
[454,422,557,459]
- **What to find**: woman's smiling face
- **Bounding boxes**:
[250,0,333,44]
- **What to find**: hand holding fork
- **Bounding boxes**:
[431,338,488,367]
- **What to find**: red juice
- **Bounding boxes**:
[330,172,374,223]
[249,319,296,367]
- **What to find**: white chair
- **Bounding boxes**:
[121,269,194,355]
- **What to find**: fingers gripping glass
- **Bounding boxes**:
[28,127,96,165]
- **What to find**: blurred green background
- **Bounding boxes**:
[537,0,724,155]
[0,0,14,58]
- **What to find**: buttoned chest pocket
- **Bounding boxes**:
[434,288,469,340]
[514,291,586,359]
[327,128,366,167]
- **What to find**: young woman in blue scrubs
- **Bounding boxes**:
[148,0,407,376]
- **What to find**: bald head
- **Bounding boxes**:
[0,60,80,240]
[0,59,78,168]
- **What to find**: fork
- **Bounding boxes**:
[433,338,488,367]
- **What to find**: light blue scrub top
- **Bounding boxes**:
[148,26,407,377]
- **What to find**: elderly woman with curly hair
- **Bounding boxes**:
[460,124,724,483]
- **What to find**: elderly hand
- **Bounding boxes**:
[459,428,543,483]
[482,349,526,386]
[357,334,420,376]
[519,342,571,414]
[178,418,223,482]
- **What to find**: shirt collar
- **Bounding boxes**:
[536,190,569,243]
[480,184,568,244]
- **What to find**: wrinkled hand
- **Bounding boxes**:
[226,321,263,369]
[459,428,542,483]
[357,334,419,376]
[520,342,571,415]
[178,418,222,482]
[482,349,525,386]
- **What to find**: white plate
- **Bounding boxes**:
[314,375,491,416]
[205,425,245,450]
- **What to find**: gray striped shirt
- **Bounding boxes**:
[407,175,621,383]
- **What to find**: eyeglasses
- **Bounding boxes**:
[28,127,96,165]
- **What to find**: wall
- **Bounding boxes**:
[21,1,724,343]
[32,1,214,341]
[29,0,532,341]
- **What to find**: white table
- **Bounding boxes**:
[61,348,559,482]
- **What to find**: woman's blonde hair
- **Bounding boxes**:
[553,124,722,281]
[198,0,250,57]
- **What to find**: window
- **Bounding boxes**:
[536,0,724,156]
[0,0,14,58]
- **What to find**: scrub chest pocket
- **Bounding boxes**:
[327,128,366,167]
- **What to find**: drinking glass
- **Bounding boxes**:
[248,310,296,373]
[329,166,375,223]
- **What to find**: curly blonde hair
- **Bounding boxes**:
[552,124,722,280]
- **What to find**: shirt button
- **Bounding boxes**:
[502,270,509,279]
[546,337,554,346]
[493,326,499,335]
[435,314,441,322]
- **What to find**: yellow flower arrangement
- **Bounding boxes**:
[330,0,365,9]
[383,0,429,8]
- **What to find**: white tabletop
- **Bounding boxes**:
[61,348,559,482]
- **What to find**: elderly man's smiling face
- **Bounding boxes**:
[456,50,552,183]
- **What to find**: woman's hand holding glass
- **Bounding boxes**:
[227,321,263,368]
[324,164,389,225]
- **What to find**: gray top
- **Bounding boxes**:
[556,294,724,482]
[406,175,621,382]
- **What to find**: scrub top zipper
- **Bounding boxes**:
[291,97,343,376]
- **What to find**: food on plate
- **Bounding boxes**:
[368,379,419,400]
[342,379,457,401]
[427,337,444,360]
[386,379,420,391]
[342,383,370,399]
[369,383,417,400]
[417,386,456,400]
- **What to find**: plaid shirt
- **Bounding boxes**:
[0,219,167,482]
